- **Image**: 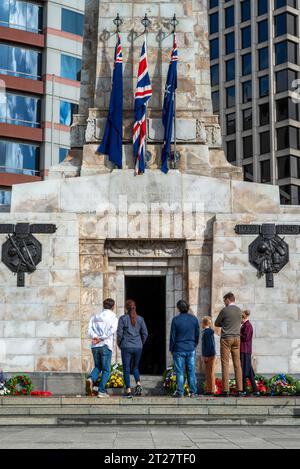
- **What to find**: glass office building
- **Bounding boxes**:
[209,0,300,204]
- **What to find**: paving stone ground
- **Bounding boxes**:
[0,426,299,449]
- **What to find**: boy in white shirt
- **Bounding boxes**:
[86,298,118,398]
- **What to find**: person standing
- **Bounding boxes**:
[86,298,118,398]
[241,310,260,396]
[170,300,200,398]
[215,292,245,397]
[117,299,148,398]
[201,316,216,395]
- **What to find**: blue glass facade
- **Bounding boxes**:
[0,140,39,175]
[0,43,42,80]
[0,93,41,127]
[0,0,43,33]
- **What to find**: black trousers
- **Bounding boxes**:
[241,352,258,392]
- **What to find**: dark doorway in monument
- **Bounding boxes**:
[125,276,166,376]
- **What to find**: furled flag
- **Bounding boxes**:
[98,34,123,169]
[161,33,178,174]
[133,39,152,174]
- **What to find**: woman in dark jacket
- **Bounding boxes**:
[241,310,259,396]
[117,299,148,398]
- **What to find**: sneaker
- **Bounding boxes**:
[122,392,133,399]
[189,393,199,398]
[134,385,143,397]
[237,391,247,397]
[252,391,261,397]
[97,392,110,398]
[86,378,93,396]
[172,390,184,398]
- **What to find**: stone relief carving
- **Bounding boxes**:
[205,124,222,147]
[105,240,185,258]
[196,120,207,143]
[85,118,97,143]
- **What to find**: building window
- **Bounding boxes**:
[0,140,39,175]
[0,43,42,80]
[225,32,235,55]
[241,0,251,22]
[212,90,220,113]
[277,126,299,150]
[260,160,271,183]
[226,140,236,162]
[243,135,253,159]
[278,156,290,179]
[275,41,298,65]
[259,103,269,126]
[0,187,11,207]
[258,0,268,16]
[275,0,297,8]
[59,148,69,163]
[0,0,43,33]
[225,6,234,29]
[209,12,219,34]
[209,0,219,7]
[242,53,251,76]
[276,69,297,93]
[210,38,219,60]
[61,8,84,37]
[258,20,268,43]
[241,26,251,49]
[259,75,269,98]
[243,108,252,131]
[226,59,235,82]
[226,113,236,135]
[280,185,300,205]
[275,13,297,37]
[210,64,219,87]
[0,93,41,127]
[260,131,270,154]
[258,47,268,70]
[61,54,82,81]
[276,97,299,122]
[242,80,252,103]
[60,101,78,126]
[226,86,235,108]
[243,164,254,182]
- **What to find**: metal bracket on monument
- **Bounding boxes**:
[0,223,57,287]
[234,223,300,288]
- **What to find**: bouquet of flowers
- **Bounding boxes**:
[0,370,10,396]
[106,363,124,389]
[268,374,296,396]
[201,378,222,395]
[163,366,190,396]
[244,375,268,395]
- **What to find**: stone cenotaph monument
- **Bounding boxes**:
[0,0,299,393]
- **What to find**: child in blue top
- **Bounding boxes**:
[201,316,216,395]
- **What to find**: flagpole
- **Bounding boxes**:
[141,14,151,164]
[171,14,179,169]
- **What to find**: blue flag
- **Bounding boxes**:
[161,34,178,174]
[98,34,123,169]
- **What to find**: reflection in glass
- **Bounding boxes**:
[0,43,41,80]
[61,54,82,81]
[0,140,39,175]
[0,188,11,206]
[0,0,43,33]
[0,93,41,127]
[60,101,78,126]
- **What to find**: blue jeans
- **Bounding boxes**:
[121,348,142,389]
[89,345,112,393]
[173,350,197,396]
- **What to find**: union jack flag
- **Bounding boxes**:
[133,39,152,174]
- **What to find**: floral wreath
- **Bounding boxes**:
[6,375,33,396]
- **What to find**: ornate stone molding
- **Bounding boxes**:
[196,120,207,143]
[85,118,97,143]
[205,124,222,147]
[105,240,185,258]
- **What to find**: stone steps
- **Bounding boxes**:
[0,396,299,426]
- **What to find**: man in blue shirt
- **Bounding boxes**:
[169,300,200,397]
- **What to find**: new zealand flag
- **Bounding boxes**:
[98,34,123,169]
[161,34,178,174]
[133,39,152,174]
